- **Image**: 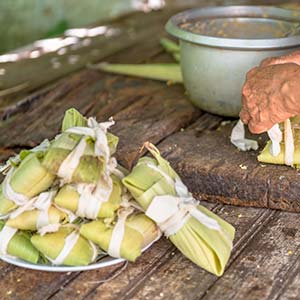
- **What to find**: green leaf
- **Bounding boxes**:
[62,108,87,132]
[90,63,183,83]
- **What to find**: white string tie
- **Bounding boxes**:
[107,207,134,258]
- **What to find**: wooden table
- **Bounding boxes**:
[0,1,299,299]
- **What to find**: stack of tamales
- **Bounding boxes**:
[0,108,235,276]
[0,108,160,266]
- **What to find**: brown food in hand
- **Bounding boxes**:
[240,62,300,134]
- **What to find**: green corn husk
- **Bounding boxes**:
[0,221,39,264]
[80,212,159,262]
[42,109,119,184]
[42,132,118,184]
[126,213,160,247]
[54,175,122,219]
[90,62,183,83]
[258,119,300,167]
[61,108,87,131]
[42,133,104,184]
[160,37,180,62]
[123,143,235,276]
[0,186,17,215]
[258,141,298,166]
[31,227,96,266]
[0,152,55,215]
[6,206,68,231]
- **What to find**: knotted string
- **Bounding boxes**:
[8,190,57,229]
[107,207,134,258]
[76,173,113,219]
[144,163,222,237]
[57,117,115,183]
[0,225,18,255]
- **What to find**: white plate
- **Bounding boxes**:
[0,242,155,272]
[0,255,126,272]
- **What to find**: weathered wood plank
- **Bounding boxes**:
[120,205,273,300]
[277,259,300,300]
[0,3,299,300]
[112,84,201,168]
[200,211,300,300]
[0,264,118,300]
[0,8,179,111]
[0,58,199,296]
[0,263,15,281]
[0,32,169,121]
[46,203,221,300]
[0,76,199,167]
[48,237,175,300]
[0,46,199,167]
[156,118,300,212]
[0,41,191,148]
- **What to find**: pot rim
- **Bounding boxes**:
[165,5,300,50]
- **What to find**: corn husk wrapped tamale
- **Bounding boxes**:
[31,227,97,266]
[0,151,55,215]
[80,210,159,262]
[42,133,105,184]
[126,212,160,247]
[123,143,235,276]
[61,108,88,131]
[6,206,68,231]
[0,221,39,263]
[258,119,300,167]
[54,175,122,219]
[42,109,119,184]
[0,186,16,215]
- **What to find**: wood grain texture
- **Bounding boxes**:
[200,211,300,300]
[157,117,300,212]
[49,238,175,300]
[124,205,273,300]
[0,7,181,115]
[277,260,300,300]
[0,2,300,300]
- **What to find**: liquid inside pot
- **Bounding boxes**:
[179,17,299,39]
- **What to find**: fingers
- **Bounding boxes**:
[260,51,300,67]
[245,66,258,80]
[260,57,275,67]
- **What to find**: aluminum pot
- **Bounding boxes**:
[166,6,300,117]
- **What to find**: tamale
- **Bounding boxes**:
[123,143,235,276]
[6,206,68,231]
[0,186,17,215]
[42,109,119,184]
[42,133,106,184]
[258,121,300,167]
[31,227,97,266]
[0,151,55,215]
[61,108,87,131]
[80,211,159,262]
[0,221,39,264]
[126,212,161,247]
[54,175,122,219]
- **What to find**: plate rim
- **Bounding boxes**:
[0,255,126,272]
[0,240,156,272]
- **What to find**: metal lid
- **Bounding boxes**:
[166,6,300,50]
